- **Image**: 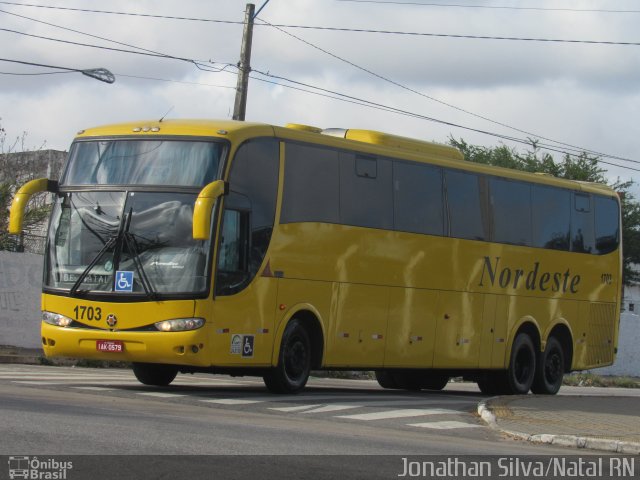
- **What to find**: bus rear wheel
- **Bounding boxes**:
[531,336,564,395]
[505,333,536,394]
[263,319,311,394]
[375,370,399,389]
[132,363,178,386]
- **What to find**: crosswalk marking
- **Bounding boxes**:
[1,366,484,434]
[269,404,323,412]
[200,398,266,405]
[337,408,459,421]
[301,404,359,414]
[72,386,114,391]
[407,421,481,430]
[136,392,186,398]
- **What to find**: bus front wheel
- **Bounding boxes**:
[531,336,564,395]
[132,362,178,386]
[263,319,311,394]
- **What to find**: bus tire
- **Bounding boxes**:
[390,370,423,391]
[531,336,564,395]
[476,372,507,395]
[505,333,536,394]
[375,370,400,389]
[263,319,311,394]
[421,374,450,391]
[132,362,178,386]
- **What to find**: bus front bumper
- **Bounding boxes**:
[41,322,211,367]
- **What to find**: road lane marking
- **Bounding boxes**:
[337,408,459,421]
[136,392,186,398]
[301,404,360,414]
[200,398,266,405]
[72,386,114,391]
[269,404,323,412]
[407,421,481,429]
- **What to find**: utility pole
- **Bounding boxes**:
[232,3,255,121]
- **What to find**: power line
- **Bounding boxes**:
[3,0,636,169]
[335,0,640,14]
[0,8,176,60]
[258,23,640,47]
[116,72,236,90]
[0,27,232,74]
[256,17,640,166]
[250,68,640,172]
[0,1,245,25]
[2,1,639,46]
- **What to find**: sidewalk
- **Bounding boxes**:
[479,394,640,455]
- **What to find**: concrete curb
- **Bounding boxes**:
[0,346,43,365]
[478,399,640,455]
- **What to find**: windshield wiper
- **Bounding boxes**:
[69,236,116,296]
[69,204,128,297]
[121,209,158,300]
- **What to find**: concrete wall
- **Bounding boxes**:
[0,251,43,349]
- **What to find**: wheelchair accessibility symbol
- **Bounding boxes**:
[242,335,254,358]
[115,271,134,292]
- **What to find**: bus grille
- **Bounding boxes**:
[586,303,616,366]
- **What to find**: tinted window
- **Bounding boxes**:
[489,178,532,246]
[281,143,340,224]
[595,196,620,254]
[532,185,570,250]
[445,170,486,241]
[393,161,443,235]
[64,140,223,187]
[216,138,279,295]
[340,153,393,229]
[571,193,595,253]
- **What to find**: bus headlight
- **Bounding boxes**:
[42,311,73,327]
[154,318,205,332]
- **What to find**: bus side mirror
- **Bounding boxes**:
[193,180,229,240]
[8,178,58,235]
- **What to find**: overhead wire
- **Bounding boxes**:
[250,68,640,172]
[255,17,640,166]
[334,1,640,14]
[1,1,639,46]
[2,0,638,169]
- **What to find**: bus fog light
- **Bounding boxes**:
[42,311,73,327]
[154,318,205,332]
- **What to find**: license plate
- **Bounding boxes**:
[96,340,124,353]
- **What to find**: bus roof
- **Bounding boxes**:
[74,119,617,198]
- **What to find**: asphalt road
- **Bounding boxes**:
[0,365,620,479]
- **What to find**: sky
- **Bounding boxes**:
[1,0,640,189]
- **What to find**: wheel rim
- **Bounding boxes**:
[284,335,308,382]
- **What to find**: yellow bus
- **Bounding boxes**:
[9,120,622,395]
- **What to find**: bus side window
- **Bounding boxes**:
[216,209,250,295]
[594,196,620,254]
[532,185,570,251]
[571,193,595,253]
[444,169,486,241]
[215,138,279,296]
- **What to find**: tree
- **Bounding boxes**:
[449,137,640,285]
[0,119,52,252]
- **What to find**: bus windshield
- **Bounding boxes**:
[45,190,212,295]
[62,139,224,187]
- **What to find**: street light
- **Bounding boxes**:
[0,58,115,84]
